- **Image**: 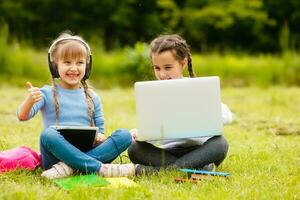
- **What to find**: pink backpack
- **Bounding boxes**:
[0,146,41,172]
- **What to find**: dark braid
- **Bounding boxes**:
[150,34,195,77]
[187,52,195,77]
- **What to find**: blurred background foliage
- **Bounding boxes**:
[0,0,299,88]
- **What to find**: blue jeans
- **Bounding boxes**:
[40,127,132,173]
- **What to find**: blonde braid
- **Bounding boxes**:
[81,80,95,126]
[51,78,59,126]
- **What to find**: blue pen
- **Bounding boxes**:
[179,168,231,177]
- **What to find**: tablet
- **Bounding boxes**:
[51,126,98,152]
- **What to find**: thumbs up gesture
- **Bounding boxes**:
[26,81,42,104]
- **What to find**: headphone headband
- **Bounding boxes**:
[48,36,92,62]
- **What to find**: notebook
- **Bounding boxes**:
[135,76,223,141]
[54,174,110,190]
[51,125,98,151]
[54,175,138,191]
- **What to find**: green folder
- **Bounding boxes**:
[54,174,110,190]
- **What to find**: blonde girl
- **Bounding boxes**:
[17,32,135,179]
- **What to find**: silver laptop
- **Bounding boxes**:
[135,76,223,141]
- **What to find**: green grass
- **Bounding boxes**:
[0,85,299,199]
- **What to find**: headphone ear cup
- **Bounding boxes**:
[83,63,91,80]
[83,55,92,80]
[50,62,60,78]
[48,53,59,78]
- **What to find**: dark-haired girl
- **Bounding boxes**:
[128,34,233,175]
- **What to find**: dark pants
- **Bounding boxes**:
[128,136,228,169]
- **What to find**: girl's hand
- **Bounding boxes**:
[17,81,42,121]
[130,128,138,140]
[26,82,42,105]
[93,133,106,147]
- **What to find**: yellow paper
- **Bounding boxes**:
[105,177,138,188]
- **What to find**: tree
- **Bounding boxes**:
[182,0,276,52]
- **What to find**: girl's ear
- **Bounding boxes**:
[181,57,188,69]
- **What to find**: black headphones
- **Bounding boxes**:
[48,36,92,80]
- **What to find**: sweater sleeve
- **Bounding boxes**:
[221,103,233,125]
[92,94,105,133]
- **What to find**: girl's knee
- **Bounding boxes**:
[111,128,132,146]
[209,136,229,155]
[212,136,229,166]
[219,136,229,153]
[127,140,138,158]
[40,127,60,146]
[128,140,142,163]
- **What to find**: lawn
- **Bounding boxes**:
[0,85,299,199]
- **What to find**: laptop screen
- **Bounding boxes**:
[135,76,223,141]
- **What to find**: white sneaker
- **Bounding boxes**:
[202,163,216,172]
[99,163,135,177]
[41,162,74,179]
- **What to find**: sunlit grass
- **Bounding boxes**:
[0,86,299,199]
